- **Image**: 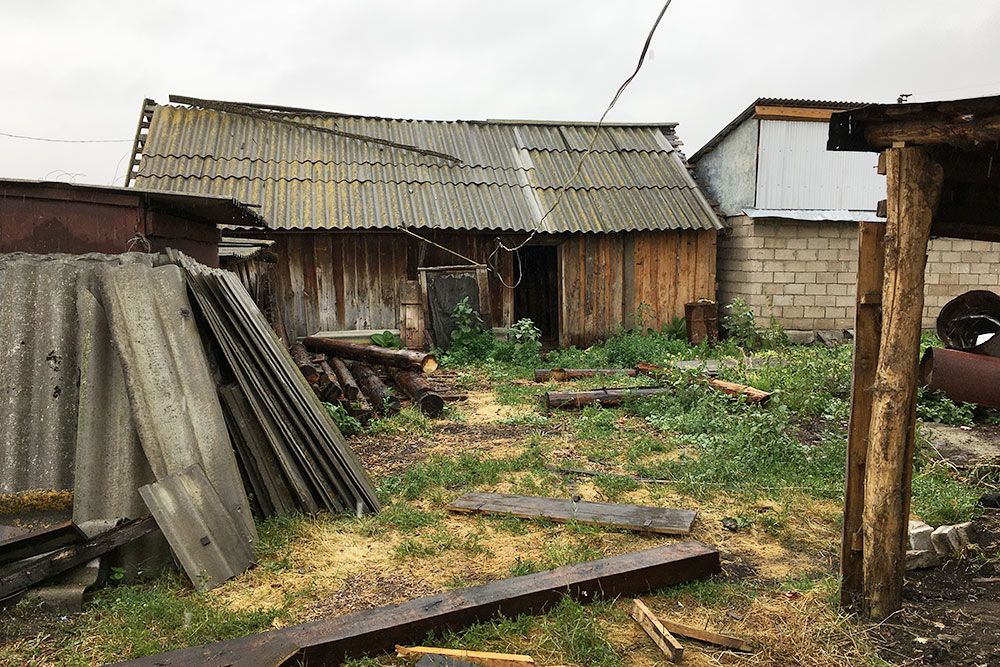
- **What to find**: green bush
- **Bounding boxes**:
[494,318,542,367]
[370,330,403,348]
[443,297,495,364]
[323,401,363,436]
[916,387,976,426]
[722,297,787,350]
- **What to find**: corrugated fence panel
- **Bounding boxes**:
[757,120,884,210]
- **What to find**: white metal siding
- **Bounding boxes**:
[756,120,884,210]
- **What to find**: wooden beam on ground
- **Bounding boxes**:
[533,368,637,382]
[636,363,771,404]
[415,655,480,667]
[330,357,360,401]
[541,386,671,410]
[112,541,720,666]
[0,521,85,566]
[840,220,886,608]
[302,337,438,373]
[0,517,157,600]
[446,492,696,535]
[630,599,683,663]
[862,146,943,620]
[653,615,749,652]
[396,645,534,667]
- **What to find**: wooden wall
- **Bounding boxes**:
[558,229,717,348]
[268,228,716,347]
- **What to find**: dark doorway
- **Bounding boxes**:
[513,245,559,345]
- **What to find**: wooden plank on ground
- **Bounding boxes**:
[446,492,696,535]
[397,645,534,667]
[654,616,749,651]
[0,520,85,566]
[113,541,720,666]
[631,599,683,662]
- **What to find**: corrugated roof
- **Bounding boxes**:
[132,99,721,233]
[689,97,874,164]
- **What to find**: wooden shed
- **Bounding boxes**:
[828,95,1000,620]
[126,96,722,347]
[0,179,266,267]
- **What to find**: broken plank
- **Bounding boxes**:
[112,541,720,666]
[0,517,157,601]
[139,464,255,592]
[446,492,695,535]
[655,616,750,652]
[0,521,85,566]
[631,599,683,663]
[397,645,534,667]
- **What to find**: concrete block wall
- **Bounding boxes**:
[716,215,1000,331]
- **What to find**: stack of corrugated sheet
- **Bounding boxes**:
[170,251,381,516]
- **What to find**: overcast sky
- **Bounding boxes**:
[2,0,999,186]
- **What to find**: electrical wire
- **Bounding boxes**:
[487,0,674,286]
[0,130,132,144]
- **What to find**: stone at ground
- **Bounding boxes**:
[784,330,816,345]
[981,494,1000,508]
[816,329,845,347]
[953,521,974,545]
[905,549,941,570]
[909,520,933,551]
[931,524,965,556]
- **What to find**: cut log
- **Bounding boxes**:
[630,599,683,663]
[0,517,157,600]
[391,369,445,417]
[317,361,343,402]
[396,646,534,667]
[0,521,85,566]
[653,616,749,651]
[862,146,943,621]
[330,358,360,401]
[534,368,637,382]
[541,387,671,410]
[303,338,437,373]
[350,361,401,415]
[113,541,720,666]
[288,344,319,383]
[636,363,771,404]
[446,492,695,535]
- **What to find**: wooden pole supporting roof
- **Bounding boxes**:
[826,96,1000,619]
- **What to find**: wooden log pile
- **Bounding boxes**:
[293,338,449,422]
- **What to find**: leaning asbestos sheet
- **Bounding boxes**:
[114,541,719,666]
[170,252,380,516]
[446,492,697,535]
[98,263,257,544]
[139,465,254,591]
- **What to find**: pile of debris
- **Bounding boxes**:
[906,519,976,570]
[290,338,447,420]
[0,251,378,605]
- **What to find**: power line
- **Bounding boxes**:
[0,130,132,144]
[490,0,675,282]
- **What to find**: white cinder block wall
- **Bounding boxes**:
[717,215,1000,331]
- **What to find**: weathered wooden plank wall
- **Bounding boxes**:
[269,229,716,346]
[559,230,717,348]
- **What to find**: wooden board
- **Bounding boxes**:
[654,616,749,651]
[114,541,719,666]
[630,599,683,662]
[0,520,84,566]
[415,655,480,667]
[398,645,533,667]
[446,492,695,535]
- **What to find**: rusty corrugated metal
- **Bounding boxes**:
[133,102,722,233]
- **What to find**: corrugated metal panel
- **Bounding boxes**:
[134,103,721,233]
[756,120,884,210]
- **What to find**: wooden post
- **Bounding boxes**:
[840,220,885,607]
[862,146,943,620]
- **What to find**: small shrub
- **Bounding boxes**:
[370,330,403,348]
[722,297,787,350]
[506,318,542,367]
[323,402,363,436]
[444,297,495,364]
[916,386,976,426]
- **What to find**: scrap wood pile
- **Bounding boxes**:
[534,363,771,410]
[288,337,451,420]
[0,251,379,604]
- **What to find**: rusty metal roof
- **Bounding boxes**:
[132,100,721,233]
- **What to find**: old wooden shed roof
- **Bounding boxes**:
[128,96,722,234]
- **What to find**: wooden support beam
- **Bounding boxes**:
[0,521,85,566]
[630,599,683,662]
[861,146,943,620]
[653,616,749,652]
[840,220,886,608]
[113,541,719,666]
